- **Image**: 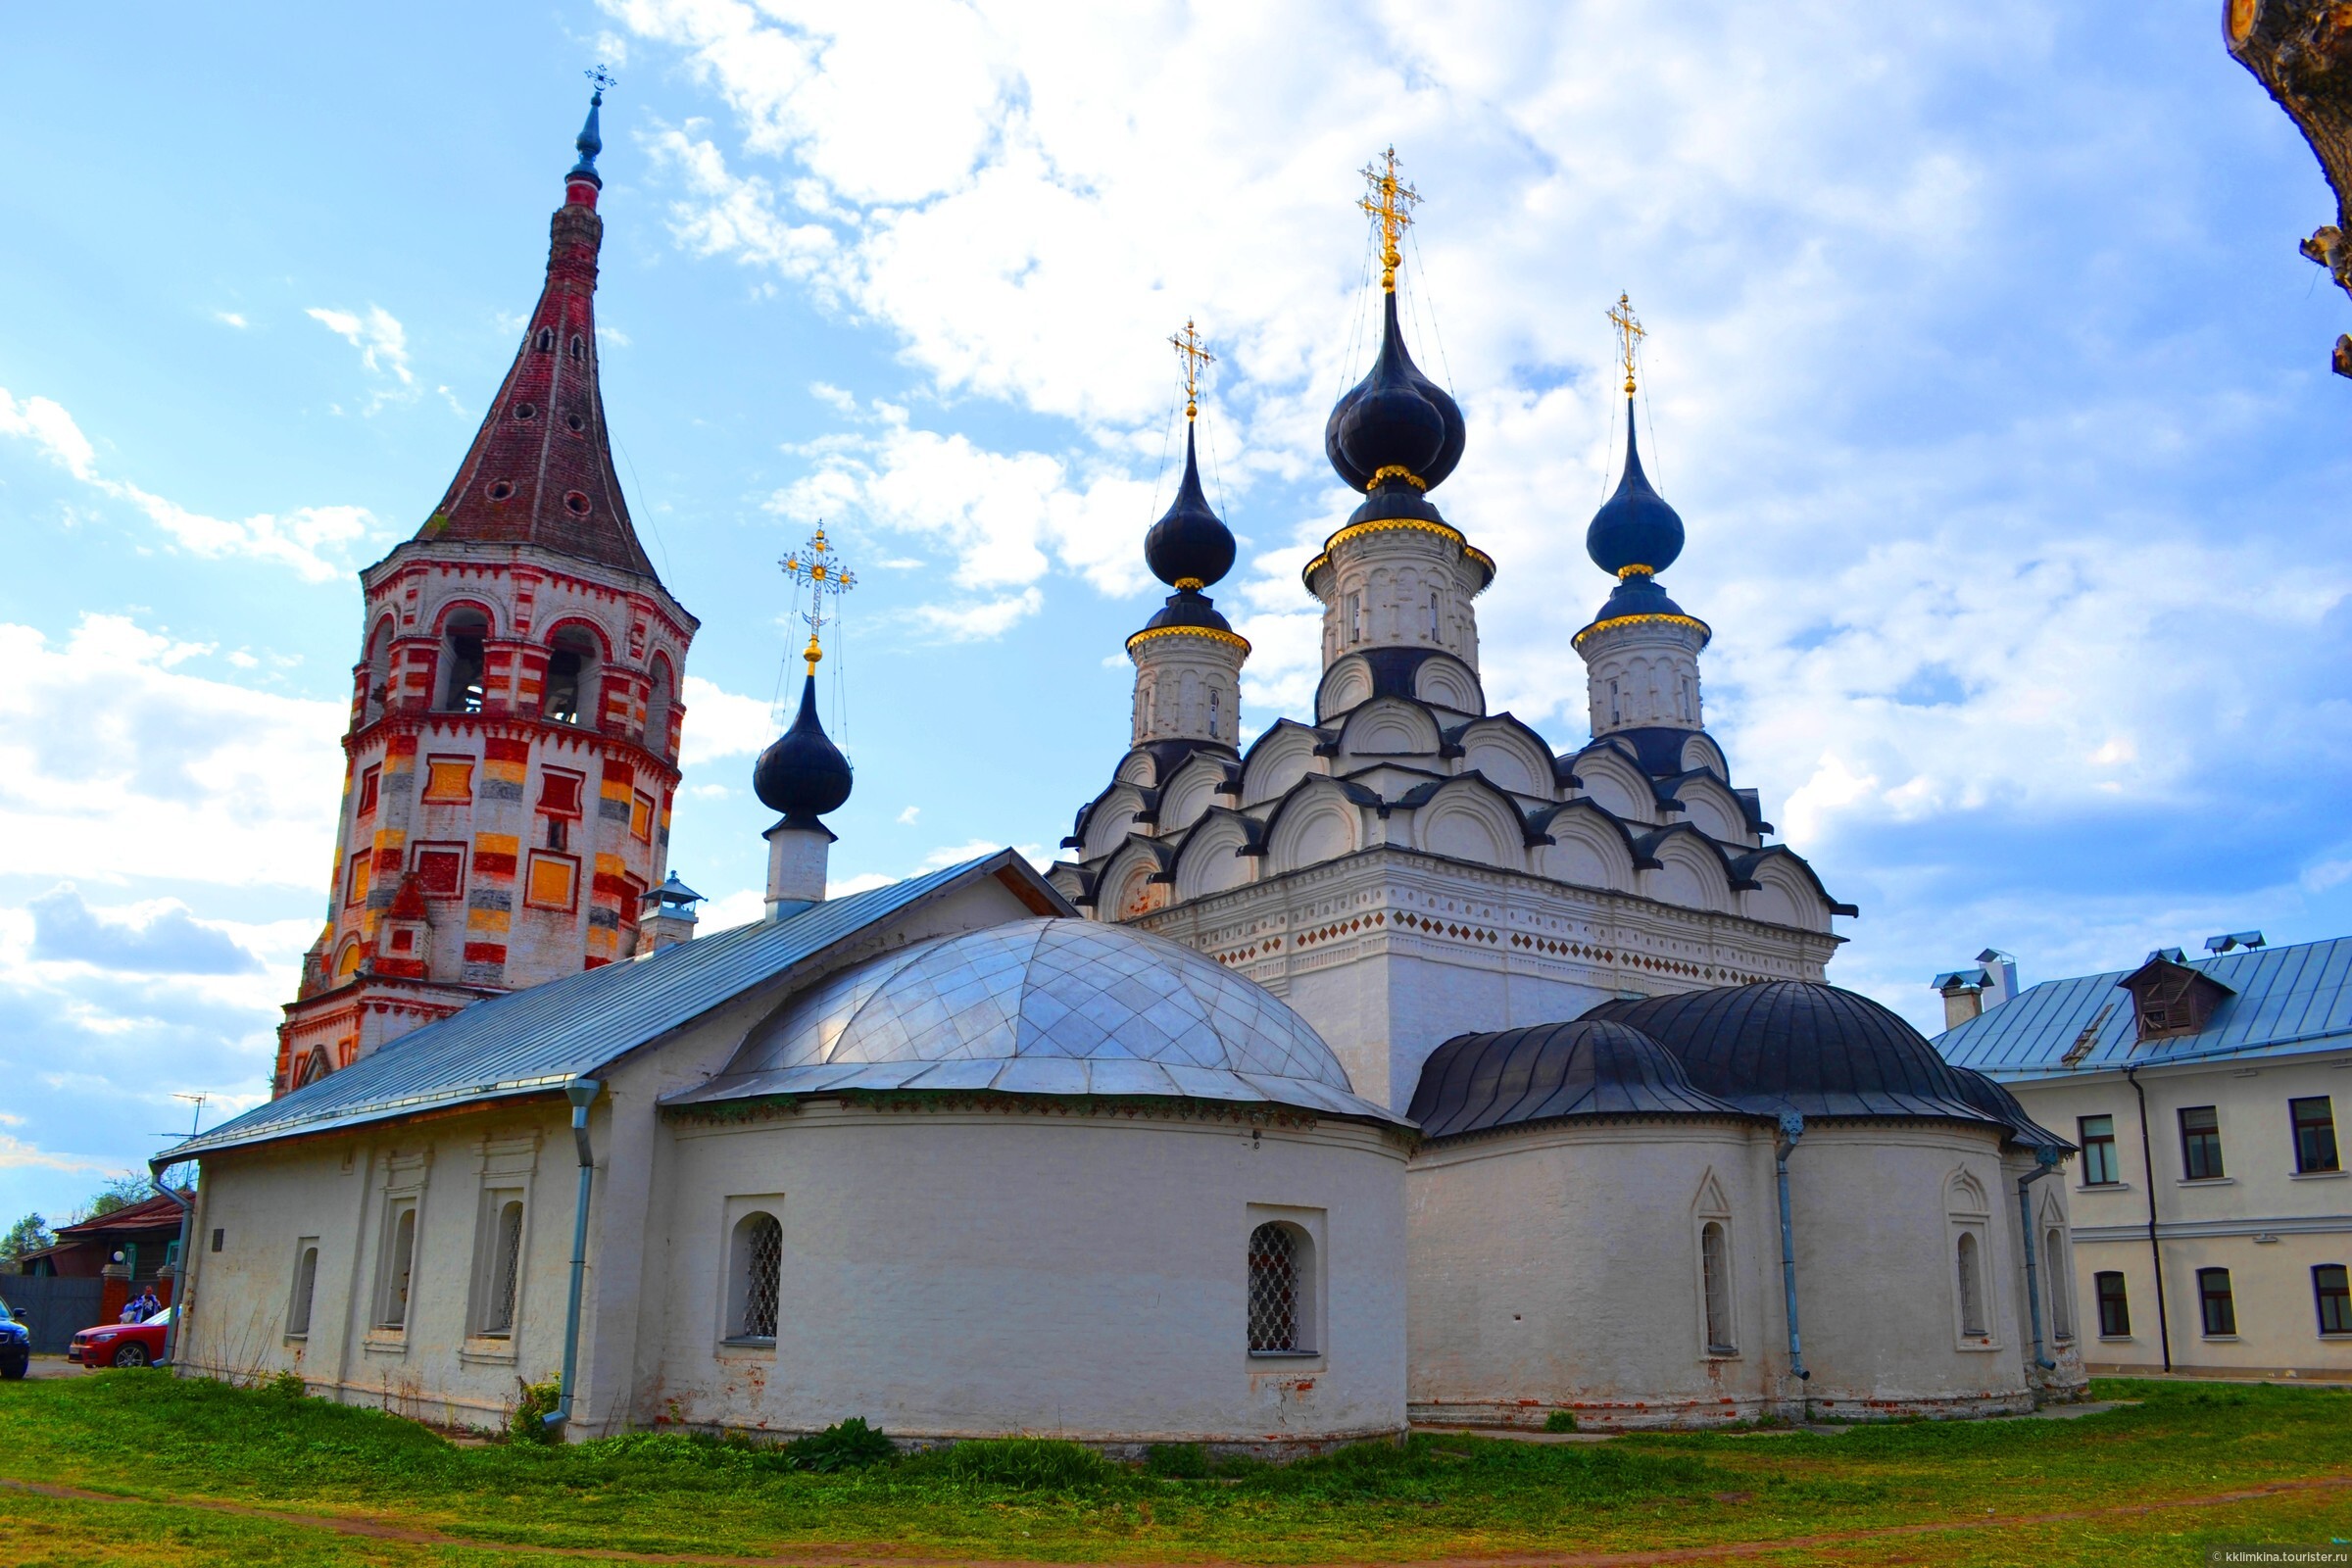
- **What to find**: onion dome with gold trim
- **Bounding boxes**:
[754,675,854,829]
[1326,291,1467,527]
[1587,399,1684,578]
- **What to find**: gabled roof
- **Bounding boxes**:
[1936,935,2352,1080]
[162,853,1064,1161]
[55,1193,190,1237]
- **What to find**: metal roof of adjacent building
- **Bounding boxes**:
[1935,935,2352,1081]
[1407,1019,1751,1141]
[161,853,1045,1163]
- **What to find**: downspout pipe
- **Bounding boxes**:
[2017,1147,2060,1375]
[1774,1109,1809,1383]
[145,1163,193,1371]
[544,1078,602,1436]
[2125,1065,2173,1373]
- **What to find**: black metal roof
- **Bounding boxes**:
[1407,1018,1749,1140]
[1584,981,2005,1128]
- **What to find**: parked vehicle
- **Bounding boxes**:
[0,1297,27,1379]
[68,1305,172,1369]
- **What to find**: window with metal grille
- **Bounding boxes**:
[1700,1221,1736,1354]
[479,1200,523,1336]
[1248,1223,1301,1353]
[2292,1097,2339,1175]
[2197,1267,2236,1337]
[2179,1105,2225,1181]
[2078,1114,2120,1185]
[2094,1271,2130,1337]
[377,1204,416,1330]
[736,1213,782,1342]
[2315,1265,2351,1336]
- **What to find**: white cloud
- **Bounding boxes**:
[906,587,1043,641]
[678,674,778,764]
[214,311,250,329]
[896,806,920,824]
[307,304,417,411]
[0,1135,119,1176]
[0,384,375,581]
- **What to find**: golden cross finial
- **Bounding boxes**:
[1169,318,1215,421]
[778,523,857,676]
[1358,146,1420,293]
[1607,292,1645,396]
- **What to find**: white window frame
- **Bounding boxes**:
[1696,1216,1738,1357]
[717,1194,786,1351]
[374,1199,419,1332]
[467,1189,528,1341]
[286,1237,320,1341]
[1245,1202,1325,1365]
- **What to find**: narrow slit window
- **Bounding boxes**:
[733,1212,783,1342]
[377,1204,416,1330]
[1955,1231,1986,1338]
[287,1242,319,1339]
[479,1200,523,1337]
[2044,1228,2072,1340]
[1700,1220,1735,1354]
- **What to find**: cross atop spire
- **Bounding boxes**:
[779,524,857,676]
[1608,292,1645,396]
[1358,147,1421,293]
[1169,318,1215,421]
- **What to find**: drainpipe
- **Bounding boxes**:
[2016,1147,2060,1376]
[1774,1110,1809,1384]
[146,1164,193,1371]
[2125,1065,2172,1373]
[544,1078,602,1436]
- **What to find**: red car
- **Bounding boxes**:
[69,1306,172,1369]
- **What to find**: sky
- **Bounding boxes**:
[5,1,2351,1224]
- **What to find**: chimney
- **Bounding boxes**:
[637,871,705,955]
[1935,971,1986,1030]
[1975,949,2019,1008]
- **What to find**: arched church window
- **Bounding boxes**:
[1428,591,1441,641]
[730,1211,783,1343]
[569,334,586,361]
[542,627,600,727]
[535,328,554,352]
[644,656,675,755]
[1608,678,1621,726]
[1345,592,1363,646]
[1248,1222,1310,1354]
[363,618,394,723]
[2044,1227,2072,1340]
[1955,1231,1986,1338]
[1208,687,1222,741]
[438,612,488,713]
[1700,1220,1735,1354]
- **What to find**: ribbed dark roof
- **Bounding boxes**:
[1408,1019,1748,1140]
[1140,586,1235,634]
[1584,982,2003,1127]
[1945,1064,2073,1152]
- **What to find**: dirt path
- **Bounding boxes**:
[4,1472,2348,1566]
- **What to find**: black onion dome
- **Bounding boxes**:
[1326,291,1466,493]
[1586,400,1685,577]
[1408,1018,1746,1140]
[1582,982,2002,1126]
[1143,423,1236,589]
[1141,586,1235,635]
[753,675,853,826]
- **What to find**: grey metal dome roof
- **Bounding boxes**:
[1408,1018,1750,1141]
[673,918,1403,1123]
[1583,981,2004,1127]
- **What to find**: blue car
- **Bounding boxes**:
[0,1297,27,1380]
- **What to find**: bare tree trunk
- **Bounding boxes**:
[2227,0,2352,372]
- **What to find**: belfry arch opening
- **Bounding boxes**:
[438,611,489,713]
[543,626,602,727]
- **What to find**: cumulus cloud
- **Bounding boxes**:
[678,674,779,764]
[306,304,416,401]
[28,886,262,975]
[0,385,375,581]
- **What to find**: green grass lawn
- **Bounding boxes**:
[0,1373,2346,1565]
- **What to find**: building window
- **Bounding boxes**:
[2291,1097,2339,1174]
[542,628,600,726]
[473,1197,524,1338]
[287,1240,319,1339]
[413,845,466,898]
[2197,1267,2237,1336]
[536,327,554,352]
[438,612,488,712]
[1248,1222,1313,1354]
[630,791,655,844]
[1700,1220,1736,1354]
[619,874,646,933]
[344,851,371,908]
[2079,1114,2120,1185]
[1207,687,1222,741]
[643,657,674,754]
[2095,1271,2131,1337]
[376,1202,417,1330]
[362,618,394,722]
[1344,592,1362,646]
[421,757,474,804]
[2044,1227,2072,1340]
[1428,591,1441,640]
[729,1211,783,1343]
[537,770,584,818]
[525,853,578,912]
[2180,1105,2226,1180]
[357,765,380,817]
[1955,1231,1987,1338]
[2317,1265,2352,1336]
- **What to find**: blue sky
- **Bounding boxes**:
[6,1,2352,1223]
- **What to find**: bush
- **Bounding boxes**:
[781,1417,896,1473]
[511,1378,562,1445]
[926,1437,1118,1491]
[1544,1409,1578,1434]
[266,1369,308,1400]
[580,1418,896,1475]
[1145,1442,1210,1479]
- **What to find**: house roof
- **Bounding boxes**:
[161,852,1062,1162]
[1936,935,2352,1081]
[55,1193,189,1237]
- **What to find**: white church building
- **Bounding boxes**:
[156,110,2084,1445]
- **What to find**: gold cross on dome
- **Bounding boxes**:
[778,524,857,675]
[1169,318,1215,421]
[1358,147,1421,293]
[1608,293,1645,396]
[584,64,617,100]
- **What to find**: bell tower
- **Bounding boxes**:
[275,78,700,1096]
